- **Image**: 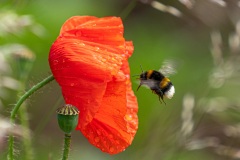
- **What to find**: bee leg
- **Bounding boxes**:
[152,90,159,97]
[159,96,166,105]
[159,91,166,105]
[161,98,166,105]
[158,95,162,104]
[137,83,142,91]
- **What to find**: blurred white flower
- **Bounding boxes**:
[0,10,46,37]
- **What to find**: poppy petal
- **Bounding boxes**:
[80,64,138,154]
[60,16,125,46]
[49,16,138,154]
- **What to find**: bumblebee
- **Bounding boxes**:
[137,60,176,104]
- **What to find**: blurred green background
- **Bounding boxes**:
[1,0,240,160]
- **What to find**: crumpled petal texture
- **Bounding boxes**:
[49,16,138,154]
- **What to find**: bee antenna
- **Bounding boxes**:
[131,65,144,77]
[132,74,140,77]
[140,65,144,73]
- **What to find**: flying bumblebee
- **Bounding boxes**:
[137,60,176,104]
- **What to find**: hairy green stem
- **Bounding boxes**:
[62,133,72,160]
[7,136,14,160]
[19,105,33,160]
[10,75,54,122]
[8,74,55,160]
[18,74,33,160]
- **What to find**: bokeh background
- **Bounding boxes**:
[1,0,240,159]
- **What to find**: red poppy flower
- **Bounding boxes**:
[49,16,138,154]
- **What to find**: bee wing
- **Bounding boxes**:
[159,59,177,77]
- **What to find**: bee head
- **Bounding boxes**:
[132,65,147,80]
[138,65,147,79]
[136,65,146,91]
[139,72,147,80]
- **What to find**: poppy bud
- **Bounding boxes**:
[12,45,35,72]
[56,104,79,134]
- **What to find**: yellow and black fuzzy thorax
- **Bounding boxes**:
[142,70,164,81]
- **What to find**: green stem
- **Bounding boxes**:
[10,75,54,123]
[19,105,33,160]
[8,74,55,160]
[119,0,138,20]
[62,133,71,160]
[7,136,14,160]
[18,73,33,160]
